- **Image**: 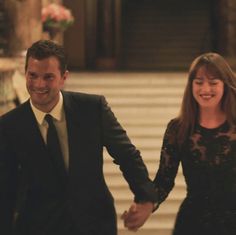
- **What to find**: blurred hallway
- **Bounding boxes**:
[65,71,187,235]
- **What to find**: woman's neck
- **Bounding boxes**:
[199,108,226,128]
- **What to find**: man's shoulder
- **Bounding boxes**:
[62,90,104,104]
[0,101,31,133]
[0,101,30,122]
[63,90,102,98]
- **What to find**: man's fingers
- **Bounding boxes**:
[128,226,138,232]
[121,210,127,220]
[129,203,137,213]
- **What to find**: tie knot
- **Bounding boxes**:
[45,114,53,125]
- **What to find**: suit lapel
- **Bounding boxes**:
[19,101,47,154]
[63,92,82,161]
[62,92,89,176]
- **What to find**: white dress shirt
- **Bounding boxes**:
[30,92,69,170]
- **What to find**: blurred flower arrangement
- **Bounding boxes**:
[41,3,74,32]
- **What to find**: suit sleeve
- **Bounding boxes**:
[100,96,157,202]
[0,119,18,235]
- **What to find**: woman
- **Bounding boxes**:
[123,52,236,234]
[153,52,236,235]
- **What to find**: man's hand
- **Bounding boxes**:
[121,202,154,231]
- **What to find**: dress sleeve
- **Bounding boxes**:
[153,119,181,206]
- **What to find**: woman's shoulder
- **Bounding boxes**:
[162,118,181,147]
[166,118,180,131]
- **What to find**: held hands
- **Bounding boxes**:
[121,202,154,231]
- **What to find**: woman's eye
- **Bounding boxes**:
[194,80,202,85]
[210,82,217,85]
[210,79,221,85]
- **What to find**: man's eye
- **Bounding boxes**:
[44,75,54,81]
[29,74,37,80]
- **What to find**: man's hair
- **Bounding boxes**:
[25,40,68,75]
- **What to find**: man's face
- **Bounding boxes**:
[26,56,68,113]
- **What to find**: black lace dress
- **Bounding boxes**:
[153,119,236,235]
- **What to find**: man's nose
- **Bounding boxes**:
[34,78,46,87]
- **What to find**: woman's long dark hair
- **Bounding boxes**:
[176,52,236,146]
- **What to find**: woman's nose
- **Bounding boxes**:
[201,82,211,92]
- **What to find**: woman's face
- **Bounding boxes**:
[192,66,224,111]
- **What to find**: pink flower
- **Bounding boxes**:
[42,3,74,30]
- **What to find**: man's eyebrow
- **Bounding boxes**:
[44,73,55,75]
[27,71,37,75]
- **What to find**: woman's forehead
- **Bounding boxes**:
[195,65,221,79]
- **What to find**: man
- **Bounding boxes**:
[0,40,156,235]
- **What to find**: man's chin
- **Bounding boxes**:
[31,98,49,106]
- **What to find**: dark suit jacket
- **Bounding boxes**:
[0,91,157,235]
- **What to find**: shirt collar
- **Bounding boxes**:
[30,92,64,125]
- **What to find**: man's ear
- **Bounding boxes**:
[63,70,69,81]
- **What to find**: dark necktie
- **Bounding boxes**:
[45,114,67,182]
